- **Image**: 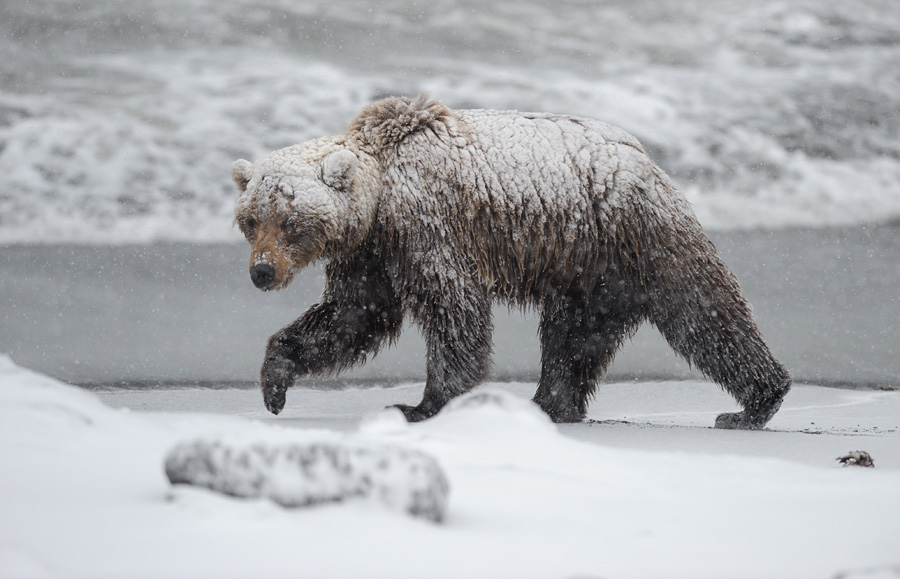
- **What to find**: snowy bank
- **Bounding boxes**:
[1,355,899,579]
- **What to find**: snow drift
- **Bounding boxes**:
[1,354,899,579]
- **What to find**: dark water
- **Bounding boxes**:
[1,225,898,388]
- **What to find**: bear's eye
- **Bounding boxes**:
[244,217,257,231]
[280,218,295,233]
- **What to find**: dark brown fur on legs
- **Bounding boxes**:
[534,206,790,428]
[393,263,494,422]
[534,289,644,423]
[641,221,791,430]
[259,247,404,415]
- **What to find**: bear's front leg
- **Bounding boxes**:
[259,293,403,414]
[260,293,402,414]
[258,255,404,415]
[395,281,493,422]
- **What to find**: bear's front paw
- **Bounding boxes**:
[715,411,765,430]
[261,356,297,415]
[390,403,437,423]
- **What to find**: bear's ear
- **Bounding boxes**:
[231,159,253,192]
[322,149,358,191]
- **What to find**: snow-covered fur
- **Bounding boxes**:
[232,93,791,429]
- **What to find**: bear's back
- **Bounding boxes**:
[374,101,695,302]
[449,109,657,213]
[393,109,662,300]
[462,109,646,155]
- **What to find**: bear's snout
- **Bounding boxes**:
[250,264,277,290]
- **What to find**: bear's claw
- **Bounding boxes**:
[260,355,296,415]
[264,387,287,415]
[391,403,437,423]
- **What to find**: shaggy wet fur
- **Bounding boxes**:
[233,93,791,428]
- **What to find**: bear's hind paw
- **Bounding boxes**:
[715,411,767,430]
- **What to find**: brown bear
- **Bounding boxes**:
[231,93,791,429]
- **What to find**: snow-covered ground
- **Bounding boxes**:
[2,355,898,579]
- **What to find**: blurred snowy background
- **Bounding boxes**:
[1,0,898,387]
[1,0,899,243]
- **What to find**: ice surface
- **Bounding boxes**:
[2,355,899,579]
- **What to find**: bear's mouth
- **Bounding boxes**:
[255,278,289,292]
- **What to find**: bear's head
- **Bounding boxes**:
[232,138,377,291]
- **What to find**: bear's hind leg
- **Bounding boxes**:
[647,245,791,430]
[534,291,642,423]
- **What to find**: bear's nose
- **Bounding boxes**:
[250,264,276,289]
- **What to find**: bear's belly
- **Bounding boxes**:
[467,225,609,305]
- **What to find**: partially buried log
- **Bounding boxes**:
[164,439,450,522]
